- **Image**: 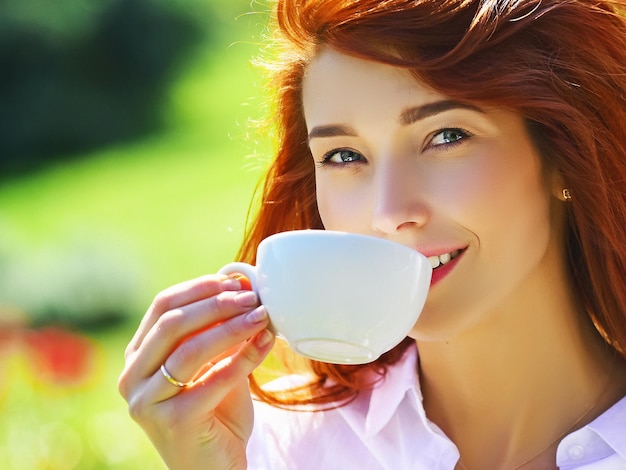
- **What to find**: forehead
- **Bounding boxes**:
[302,48,445,125]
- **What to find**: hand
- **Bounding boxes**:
[118,275,274,470]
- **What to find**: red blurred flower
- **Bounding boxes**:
[22,327,96,384]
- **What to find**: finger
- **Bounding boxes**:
[147,306,271,401]
[120,289,261,396]
[229,273,253,291]
[126,275,241,356]
[163,305,270,384]
[160,329,275,412]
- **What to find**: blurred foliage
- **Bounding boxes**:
[0,0,271,329]
[0,0,270,470]
[0,327,168,469]
[0,1,272,467]
[0,227,144,329]
[0,0,216,177]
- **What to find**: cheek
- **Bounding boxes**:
[455,150,553,265]
[425,158,506,222]
[434,147,547,227]
[315,175,372,231]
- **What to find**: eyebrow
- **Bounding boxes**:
[399,100,485,126]
[307,100,485,140]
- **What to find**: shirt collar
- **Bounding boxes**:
[589,393,626,453]
[334,344,460,468]
[556,393,626,468]
[364,343,423,436]
[335,343,625,469]
[334,344,421,439]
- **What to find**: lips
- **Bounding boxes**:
[421,247,466,287]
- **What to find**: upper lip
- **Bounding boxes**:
[416,245,468,258]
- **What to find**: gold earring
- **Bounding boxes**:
[562,188,572,201]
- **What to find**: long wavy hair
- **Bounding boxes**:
[237,0,626,407]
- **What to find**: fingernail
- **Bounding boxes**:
[236,291,258,308]
[256,329,274,347]
[230,273,253,291]
[222,277,240,291]
[245,306,267,323]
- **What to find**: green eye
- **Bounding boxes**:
[430,128,471,147]
[323,149,364,164]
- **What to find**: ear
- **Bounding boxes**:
[549,171,571,202]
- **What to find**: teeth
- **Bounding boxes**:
[439,252,451,264]
[427,249,462,269]
[427,256,441,268]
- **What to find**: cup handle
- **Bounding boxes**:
[218,262,279,337]
[217,262,258,293]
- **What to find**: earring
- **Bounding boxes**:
[561,188,572,201]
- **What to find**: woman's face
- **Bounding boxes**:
[302,48,565,340]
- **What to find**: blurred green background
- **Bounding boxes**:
[0,0,273,468]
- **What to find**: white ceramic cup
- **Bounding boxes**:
[218,230,432,364]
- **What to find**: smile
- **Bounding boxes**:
[427,249,463,269]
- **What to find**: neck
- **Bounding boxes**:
[417,278,624,469]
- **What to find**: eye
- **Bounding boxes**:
[319,149,365,166]
[428,128,472,149]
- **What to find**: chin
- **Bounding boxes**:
[409,306,476,343]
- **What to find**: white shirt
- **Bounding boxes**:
[247,345,626,469]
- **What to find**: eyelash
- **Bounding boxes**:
[317,149,364,168]
[425,127,473,150]
[316,127,473,167]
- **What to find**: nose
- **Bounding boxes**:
[371,159,430,234]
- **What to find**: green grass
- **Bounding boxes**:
[0,18,272,302]
[0,4,277,468]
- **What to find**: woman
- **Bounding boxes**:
[118,0,626,468]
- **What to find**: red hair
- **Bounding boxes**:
[238,0,626,406]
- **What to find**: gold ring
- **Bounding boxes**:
[160,364,192,388]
